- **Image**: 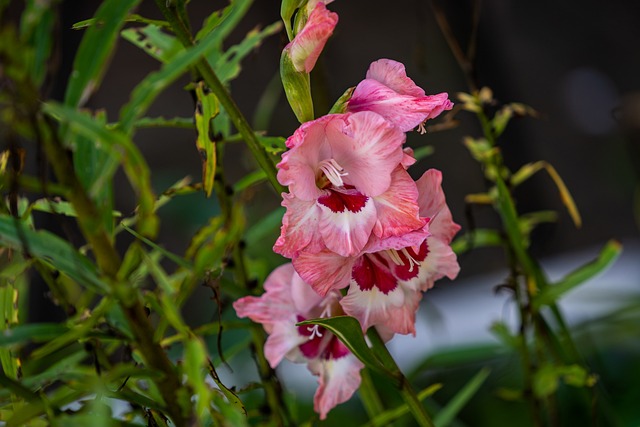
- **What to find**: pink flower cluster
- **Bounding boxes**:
[234,6,459,419]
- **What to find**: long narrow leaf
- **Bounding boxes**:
[118,20,227,133]
[194,82,220,197]
[64,0,141,107]
[532,239,622,310]
[43,103,158,238]
[434,368,491,427]
[0,216,107,292]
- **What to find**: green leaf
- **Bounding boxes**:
[511,161,582,228]
[532,240,622,310]
[197,0,252,44]
[281,0,304,39]
[233,170,266,192]
[73,110,117,237]
[64,0,141,108]
[0,216,108,293]
[73,14,169,30]
[214,21,283,84]
[297,316,396,379]
[451,229,503,255]
[434,368,490,427]
[328,86,355,114]
[280,49,313,123]
[130,116,194,129]
[43,103,158,238]
[258,135,287,155]
[118,18,226,133]
[364,384,442,427]
[194,82,220,197]
[489,321,522,350]
[533,364,560,398]
[20,0,56,85]
[184,337,214,417]
[121,24,182,63]
[245,207,284,246]
[0,323,69,346]
[412,145,435,162]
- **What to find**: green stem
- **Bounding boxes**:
[367,329,435,427]
[359,369,388,422]
[36,115,190,427]
[212,146,289,426]
[153,0,285,195]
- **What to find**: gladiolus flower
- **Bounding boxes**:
[233,263,364,420]
[274,112,425,258]
[348,59,454,133]
[292,169,460,334]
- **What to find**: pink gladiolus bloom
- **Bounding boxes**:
[233,263,364,420]
[347,59,454,133]
[274,112,425,258]
[285,2,338,73]
[293,169,460,335]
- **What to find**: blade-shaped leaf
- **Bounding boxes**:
[64,0,141,108]
[194,82,220,197]
[532,239,622,310]
[434,368,490,427]
[214,21,283,84]
[43,103,158,238]
[121,24,182,63]
[0,323,69,346]
[297,316,397,380]
[364,384,442,427]
[0,216,107,292]
[118,20,226,133]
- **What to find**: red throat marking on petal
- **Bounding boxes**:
[317,188,368,213]
[393,241,429,281]
[352,253,398,294]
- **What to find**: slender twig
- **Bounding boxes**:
[428,0,478,93]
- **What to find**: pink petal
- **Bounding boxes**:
[416,169,461,243]
[372,166,425,239]
[349,80,453,132]
[308,355,364,420]
[364,226,429,253]
[290,271,327,314]
[233,264,296,325]
[340,283,406,332]
[286,3,338,73]
[401,147,417,169]
[264,320,309,367]
[273,193,324,258]
[277,120,329,201]
[292,249,355,296]
[406,237,460,292]
[317,192,377,257]
[366,59,426,97]
[327,111,405,197]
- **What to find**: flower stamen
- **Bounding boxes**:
[307,324,323,339]
[318,158,348,187]
[400,248,421,272]
[386,248,421,272]
[417,121,427,134]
